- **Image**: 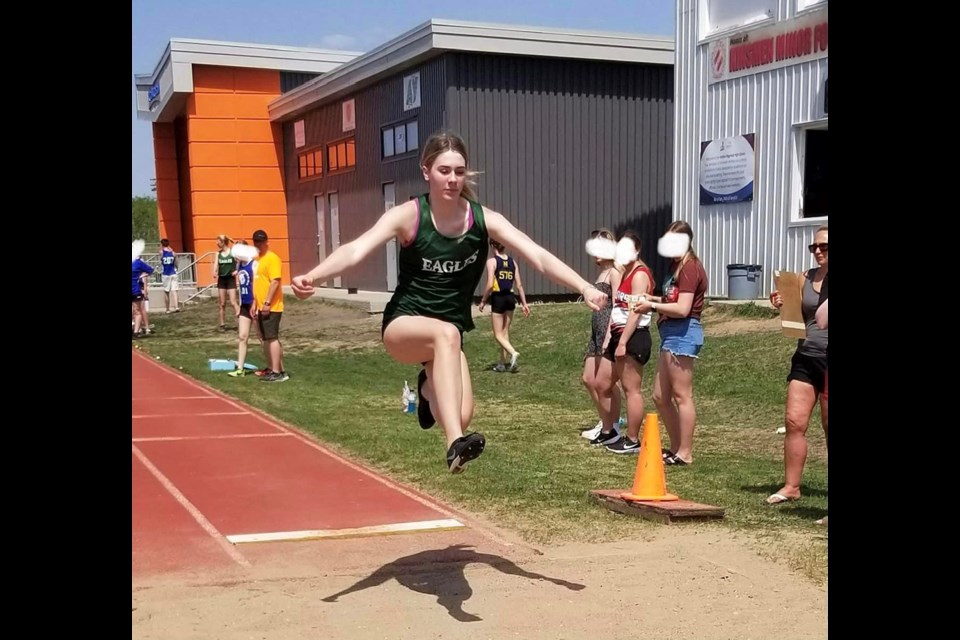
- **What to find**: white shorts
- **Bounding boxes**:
[162,275,179,292]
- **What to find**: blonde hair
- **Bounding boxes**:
[216,234,233,247]
[420,131,480,201]
[590,228,616,242]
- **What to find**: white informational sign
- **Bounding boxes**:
[403,72,421,111]
[699,134,756,205]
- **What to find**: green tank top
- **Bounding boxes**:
[382,194,489,332]
[217,251,235,277]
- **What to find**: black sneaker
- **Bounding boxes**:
[590,430,621,447]
[606,436,640,454]
[260,371,289,382]
[446,433,486,474]
[417,368,435,429]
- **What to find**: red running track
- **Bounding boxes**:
[131,350,463,578]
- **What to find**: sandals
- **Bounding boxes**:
[659,448,691,465]
[766,493,800,504]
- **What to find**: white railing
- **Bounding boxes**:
[140,251,219,303]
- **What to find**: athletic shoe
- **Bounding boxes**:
[606,436,640,454]
[581,418,623,440]
[581,420,603,440]
[590,430,622,447]
[446,433,486,474]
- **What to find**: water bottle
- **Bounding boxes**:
[407,391,417,414]
[402,381,416,414]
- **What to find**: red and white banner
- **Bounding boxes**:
[708,9,827,84]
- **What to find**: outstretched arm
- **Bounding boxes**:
[485,209,606,311]
[292,201,416,299]
[472,551,585,591]
[321,568,392,603]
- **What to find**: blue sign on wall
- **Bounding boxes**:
[148,82,161,104]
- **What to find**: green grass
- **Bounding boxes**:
[722,301,780,319]
[137,298,827,584]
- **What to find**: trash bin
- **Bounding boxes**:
[726,264,763,300]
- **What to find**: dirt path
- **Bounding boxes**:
[133,524,825,639]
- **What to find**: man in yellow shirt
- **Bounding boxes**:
[252,230,288,382]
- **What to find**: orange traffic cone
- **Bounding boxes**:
[621,413,679,502]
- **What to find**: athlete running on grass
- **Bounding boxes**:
[292,131,607,474]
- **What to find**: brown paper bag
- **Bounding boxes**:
[774,270,806,339]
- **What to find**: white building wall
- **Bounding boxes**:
[674,0,828,297]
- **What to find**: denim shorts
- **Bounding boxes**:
[658,317,704,358]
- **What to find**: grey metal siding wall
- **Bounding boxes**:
[280,72,321,93]
[446,52,674,296]
[674,0,829,298]
[282,56,447,290]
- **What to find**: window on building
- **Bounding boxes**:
[298,147,323,180]
[699,0,776,40]
[327,138,356,173]
[801,129,828,219]
[793,124,828,220]
[382,120,419,159]
[797,0,826,12]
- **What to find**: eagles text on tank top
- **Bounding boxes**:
[382,194,489,332]
[610,264,654,331]
[161,248,176,276]
[217,251,234,277]
[492,255,515,294]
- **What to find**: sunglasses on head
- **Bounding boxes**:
[808,242,828,253]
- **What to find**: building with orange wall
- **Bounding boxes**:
[134,39,358,286]
[135,25,676,296]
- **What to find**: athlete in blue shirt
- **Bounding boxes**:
[159,239,180,313]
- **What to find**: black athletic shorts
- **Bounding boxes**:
[490,292,516,314]
[787,350,827,396]
[603,328,652,365]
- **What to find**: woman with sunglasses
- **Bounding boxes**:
[766,225,829,504]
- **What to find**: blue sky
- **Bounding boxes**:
[132,0,675,197]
